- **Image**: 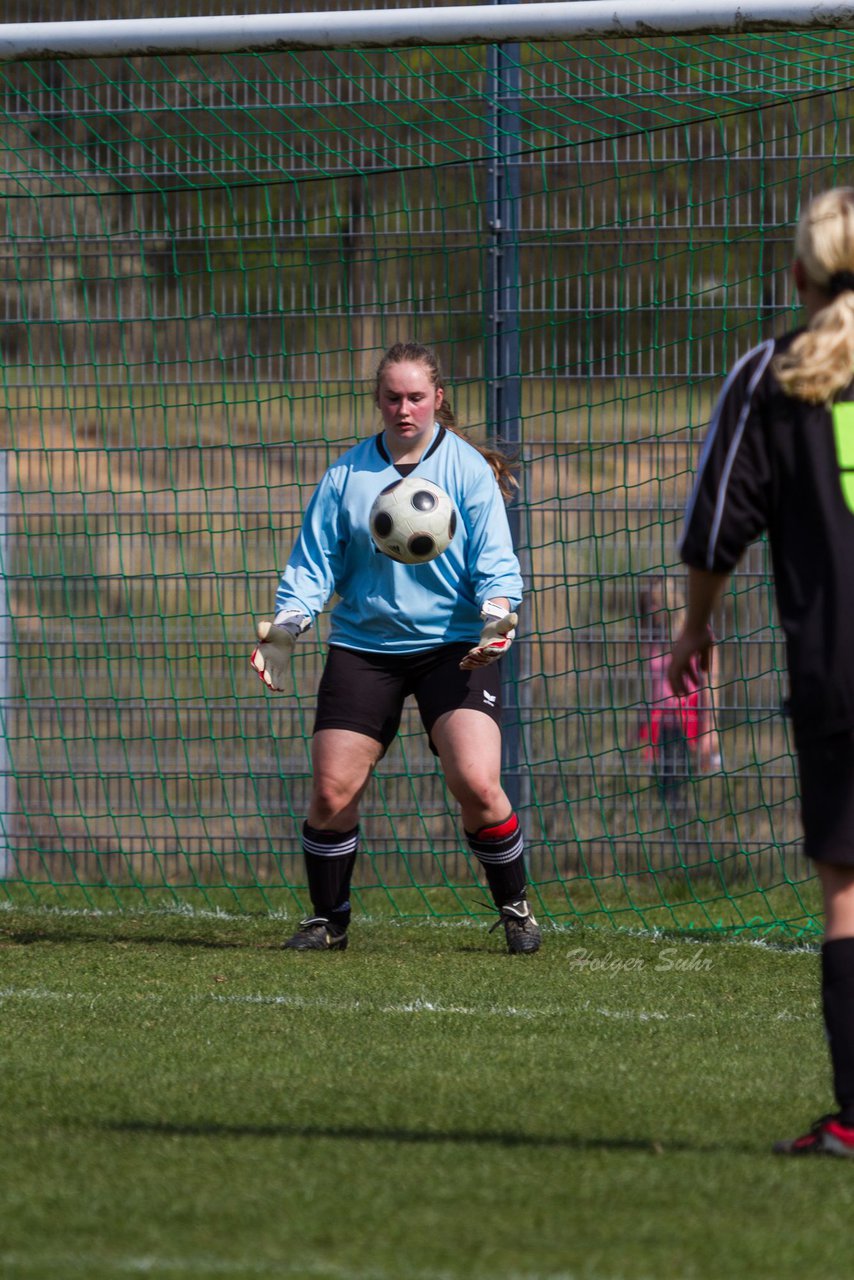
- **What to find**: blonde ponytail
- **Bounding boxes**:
[773,188,854,404]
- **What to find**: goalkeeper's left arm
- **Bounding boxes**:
[459,598,518,670]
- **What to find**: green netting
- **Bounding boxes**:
[1,17,850,938]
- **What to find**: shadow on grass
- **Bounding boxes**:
[98,1118,751,1156]
[1,925,284,950]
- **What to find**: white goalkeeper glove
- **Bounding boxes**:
[250,609,310,692]
[459,600,518,670]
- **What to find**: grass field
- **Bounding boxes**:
[3,902,854,1280]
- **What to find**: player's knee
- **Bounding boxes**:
[449,773,505,815]
[309,780,362,828]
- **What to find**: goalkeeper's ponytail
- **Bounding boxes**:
[375,342,519,503]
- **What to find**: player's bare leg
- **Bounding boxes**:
[432,708,540,954]
[284,729,383,952]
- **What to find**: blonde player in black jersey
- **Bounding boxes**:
[672,187,854,1157]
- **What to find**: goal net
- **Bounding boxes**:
[2,1,850,937]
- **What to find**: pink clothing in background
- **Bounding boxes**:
[640,650,702,747]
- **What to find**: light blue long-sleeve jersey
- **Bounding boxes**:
[274,425,523,654]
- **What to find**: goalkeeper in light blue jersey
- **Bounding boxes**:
[250,341,540,956]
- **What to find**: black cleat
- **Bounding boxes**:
[773,1113,854,1157]
[490,898,541,954]
[283,916,349,952]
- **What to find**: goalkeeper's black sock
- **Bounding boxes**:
[822,937,854,1125]
[301,822,359,931]
[466,812,527,908]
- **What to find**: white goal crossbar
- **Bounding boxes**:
[1,1,853,62]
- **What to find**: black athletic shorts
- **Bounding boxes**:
[796,729,854,865]
[313,643,503,754]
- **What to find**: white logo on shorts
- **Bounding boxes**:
[482,690,497,706]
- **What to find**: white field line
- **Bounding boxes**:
[0,900,480,926]
[0,1254,613,1280]
[213,992,543,1018]
[0,984,811,1023]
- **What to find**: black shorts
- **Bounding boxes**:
[796,729,854,865]
[314,643,503,754]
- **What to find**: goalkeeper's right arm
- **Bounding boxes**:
[250,609,311,692]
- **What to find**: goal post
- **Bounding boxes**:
[2,3,854,60]
[0,3,848,937]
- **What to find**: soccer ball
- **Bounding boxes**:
[369,476,457,564]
